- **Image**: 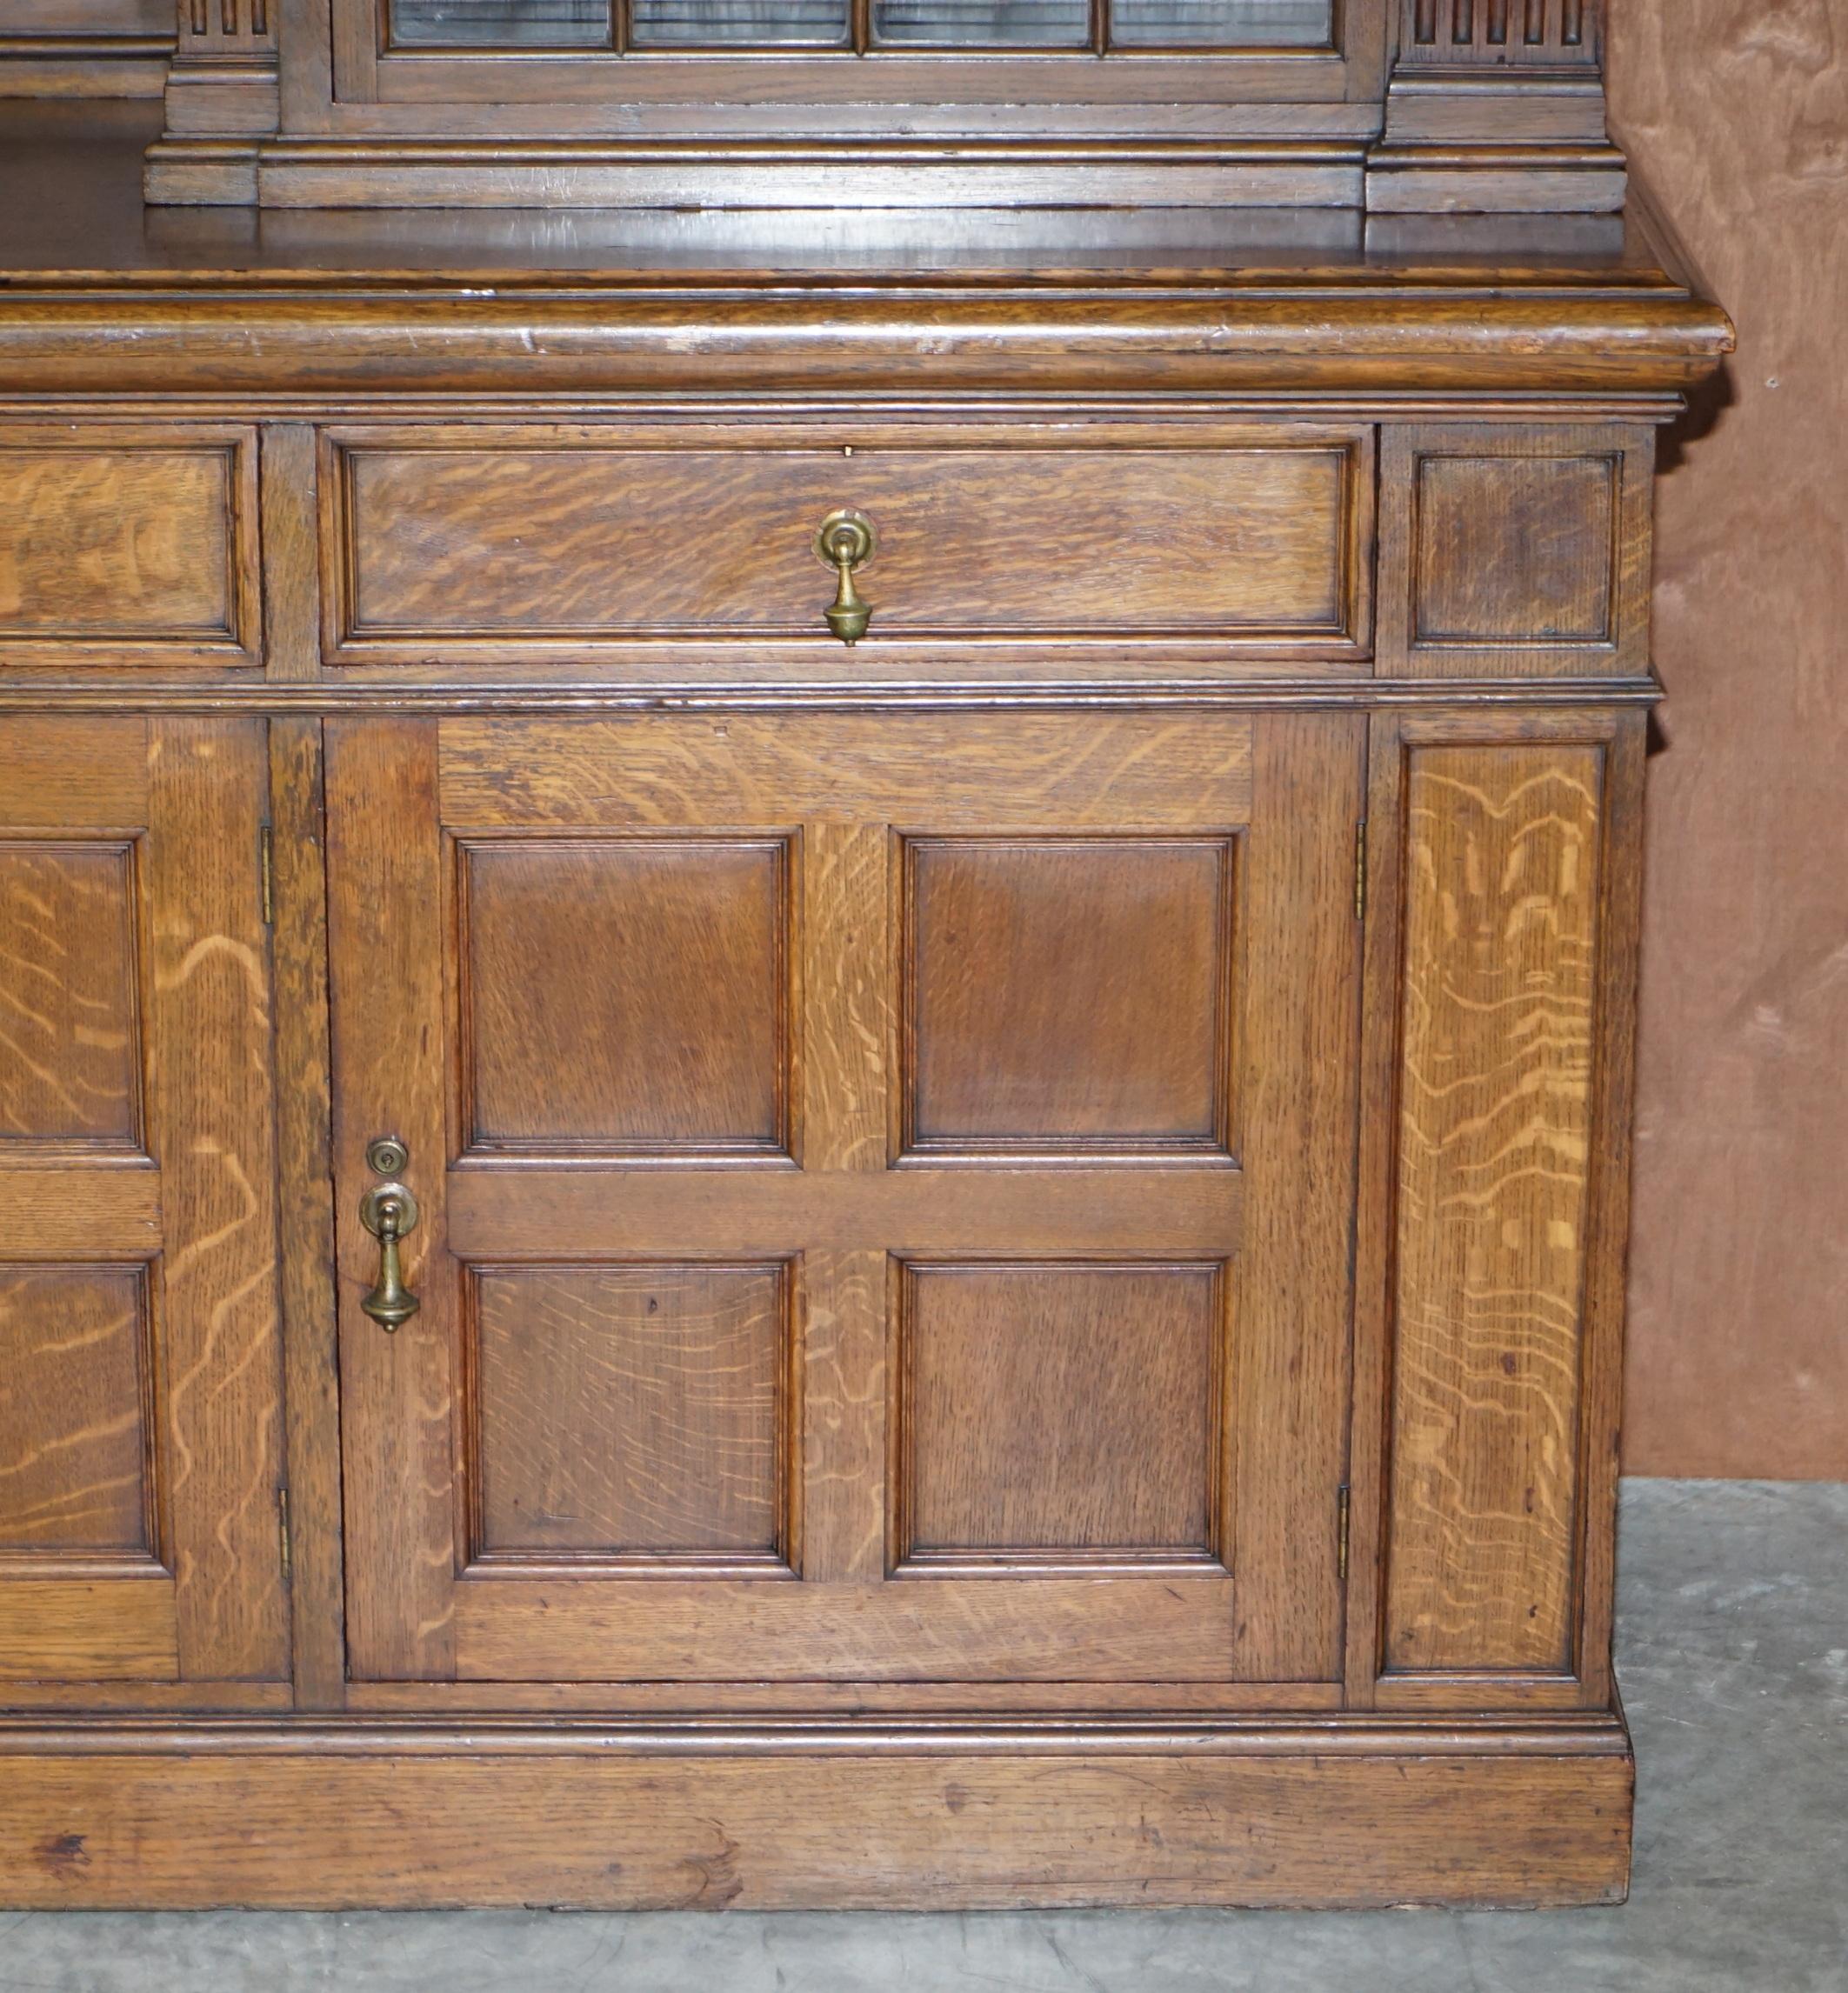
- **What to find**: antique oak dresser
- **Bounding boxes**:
[0,0,1728,1910]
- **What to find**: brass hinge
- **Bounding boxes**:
[277,1486,291,1583]
[1354,820,1368,923]
[258,823,274,927]
[1337,1483,1351,1583]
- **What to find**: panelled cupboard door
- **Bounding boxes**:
[326,713,1361,1691]
[0,717,287,1687]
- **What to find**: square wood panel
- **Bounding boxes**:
[0,842,143,1153]
[0,430,260,666]
[0,1264,155,1559]
[1412,454,1618,646]
[470,1263,791,1566]
[896,1262,1225,1572]
[457,837,792,1159]
[901,837,1237,1163]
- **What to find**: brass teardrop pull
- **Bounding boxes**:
[358,1136,420,1330]
[814,510,877,645]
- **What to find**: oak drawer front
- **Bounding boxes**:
[0,426,260,667]
[324,428,1371,660]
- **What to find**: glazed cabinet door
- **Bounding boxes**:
[0,717,287,1690]
[326,712,1360,1695]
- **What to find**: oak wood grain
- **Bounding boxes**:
[0,1741,1632,1907]
[440,712,1253,830]
[0,1577,178,1683]
[458,835,791,1158]
[144,718,289,1682]
[324,718,459,1683]
[335,442,1358,646]
[446,1167,1243,1259]
[0,1265,151,1554]
[1229,715,1362,1681]
[802,823,888,1174]
[0,428,259,664]
[0,715,146,829]
[0,843,142,1148]
[1384,740,1602,1676]
[1377,422,1655,678]
[903,837,1235,1159]
[471,1263,788,1562]
[897,1261,1223,1566]
[266,717,347,1710]
[456,1571,1240,1682]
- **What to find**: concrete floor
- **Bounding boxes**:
[0,1478,1843,1993]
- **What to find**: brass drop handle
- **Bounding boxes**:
[814,510,877,644]
[358,1136,420,1330]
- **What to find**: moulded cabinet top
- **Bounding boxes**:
[0,103,1733,397]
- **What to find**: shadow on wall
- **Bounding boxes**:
[1611,0,1848,1481]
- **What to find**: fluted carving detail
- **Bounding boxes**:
[178,0,275,56]
[1403,0,1596,64]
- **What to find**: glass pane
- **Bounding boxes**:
[391,0,610,44]
[872,1,1091,46]
[630,0,851,43]
[1110,0,1331,44]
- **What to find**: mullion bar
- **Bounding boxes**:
[615,0,627,51]
[1092,0,1108,52]
[853,0,871,51]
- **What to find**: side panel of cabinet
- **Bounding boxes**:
[1347,709,1643,1712]
[0,716,288,1691]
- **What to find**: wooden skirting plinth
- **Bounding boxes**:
[0,1717,1633,1910]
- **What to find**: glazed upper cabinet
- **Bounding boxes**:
[0,716,286,1690]
[389,1,1338,48]
[324,710,1361,1691]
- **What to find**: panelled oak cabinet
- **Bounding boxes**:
[0,34,1728,1908]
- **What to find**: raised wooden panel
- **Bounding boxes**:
[470,1262,789,1566]
[1378,425,1652,677]
[1416,455,1616,643]
[328,434,1365,654]
[0,843,143,1153]
[902,837,1237,1163]
[0,1265,153,1557]
[896,1262,1224,1570]
[457,836,792,1159]
[1384,742,1603,1676]
[0,430,258,664]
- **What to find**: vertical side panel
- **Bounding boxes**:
[1384,737,1603,1676]
[325,719,457,1682]
[268,717,347,1708]
[1571,710,1645,1706]
[1232,713,1363,1681]
[145,717,288,1681]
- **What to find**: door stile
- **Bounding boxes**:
[325,717,459,1682]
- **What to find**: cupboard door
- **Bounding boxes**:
[327,713,1359,1690]
[0,717,286,1687]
